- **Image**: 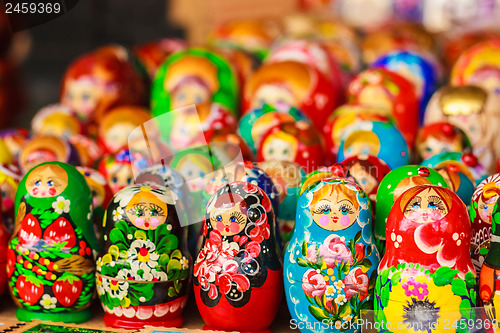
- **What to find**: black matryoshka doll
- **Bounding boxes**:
[8,161,98,323]
[96,183,191,329]
[194,181,282,332]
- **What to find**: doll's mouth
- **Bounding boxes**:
[331,216,339,223]
[421,213,429,221]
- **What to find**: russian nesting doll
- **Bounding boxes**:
[285,177,380,333]
[416,122,472,162]
[258,160,305,246]
[336,120,409,170]
[98,147,134,195]
[470,174,500,275]
[194,181,282,332]
[375,185,477,333]
[0,128,29,166]
[0,163,22,233]
[8,162,98,323]
[96,184,191,329]
[133,38,187,79]
[68,134,102,168]
[257,120,324,173]
[0,205,8,296]
[76,167,112,247]
[375,166,448,254]
[31,104,84,140]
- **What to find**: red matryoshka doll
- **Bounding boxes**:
[347,68,419,149]
[19,136,80,175]
[242,60,337,131]
[96,184,191,328]
[194,181,282,332]
[97,106,151,154]
[470,174,500,275]
[76,167,112,246]
[416,122,472,162]
[208,20,280,60]
[98,147,134,195]
[266,40,344,106]
[0,128,29,166]
[257,120,324,173]
[0,163,21,233]
[375,185,477,332]
[31,104,84,139]
[424,85,495,172]
[322,104,393,164]
[151,48,239,118]
[68,134,102,168]
[341,155,391,210]
[133,39,187,79]
[60,49,146,126]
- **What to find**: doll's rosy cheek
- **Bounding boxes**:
[230,223,240,233]
[216,222,224,231]
[319,215,329,226]
[32,187,38,195]
[135,217,145,227]
[430,210,442,220]
[408,211,420,221]
[150,218,160,227]
[49,188,56,195]
[340,216,351,226]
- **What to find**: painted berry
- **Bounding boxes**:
[16,275,43,305]
[43,217,77,248]
[18,213,42,246]
[52,273,82,307]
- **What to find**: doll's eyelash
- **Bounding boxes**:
[47,177,61,187]
[149,203,165,216]
[230,211,245,224]
[27,177,42,187]
[405,196,422,213]
[339,203,354,214]
[428,195,446,213]
[313,204,332,214]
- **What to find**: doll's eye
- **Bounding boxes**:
[360,178,368,185]
[136,209,144,217]
[34,180,41,186]
[362,148,370,154]
[216,215,222,221]
[322,207,331,214]
[112,177,118,184]
[82,93,90,101]
[199,171,205,177]
[425,147,432,152]
[151,209,158,216]
[258,98,266,106]
[230,216,236,222]
[178,93,185,101]
[1,191,6,198]
[339,204,351,215]
[428,201,437,209]
[268,148,274,155]
[91,190,97,197]
[195,95,203,103]
[47,180,54,187]
[282,149,289,155]
[126,178,132,185]
[412,202,421,210]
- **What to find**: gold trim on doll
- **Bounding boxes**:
[309,184,360,231]
[25,164,68,198]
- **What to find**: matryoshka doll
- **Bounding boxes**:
[416,122,471,162]
[151,48,239,118]
[470,174,500,275]
[0,128,29,166]
[194,181,282,332]
[68,134,102,168]
[258,160,305,246]
[0,163,22,233]
[347,68,419,149]
[0,203,8,296]
[375,166,448,254]
[19,136,80,174]
[96,184,191,328]
[375,185,477,333]
[257,120,324,173]
[284,177,380,333]
[423,85,494,172]
[60,48,146,127]
[31,104,84,140]
[97,105,151,154]
[8,162,98,323]
[98,147,134,195]
[336,120,409,170]
[76,167,112,247]
[242,60,337,131]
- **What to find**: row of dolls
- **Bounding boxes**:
[3,158,500,333]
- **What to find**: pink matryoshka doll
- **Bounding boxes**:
[347,68,419,149]
[194,181,282,333]
[257,120,324,173]
[98,147,134,195]
[375,185,477,332]
[470,174,500,275]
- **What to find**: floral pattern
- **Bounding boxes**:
[51,196,70,214]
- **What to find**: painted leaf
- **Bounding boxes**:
[459,299,472,320]
[297,258,308,267]
[464,271,476,289]
[308,305,331,322]
[354,230,362,244]
[339,302,350,317]
[451,278,468,297]
[433,267,459,286]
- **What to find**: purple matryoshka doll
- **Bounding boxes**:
[193,181,282,333]
[96,184,191,329]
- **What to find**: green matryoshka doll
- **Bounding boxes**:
[7,161,98,323]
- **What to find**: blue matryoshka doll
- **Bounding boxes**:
[285,177,380,333]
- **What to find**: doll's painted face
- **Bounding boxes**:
[62,78,102,121]
[107,163,133,194]
[104,123,137,153]
[418,136,463,161]
[125,196,167,230]
[25,164,68,198]
[1,181,15,211]
[88,182,106,208]
[251,84,297,110]
[262,133,297,162]
[210,196,247,236]
[448,114,481,147]
[478,195,497,224]
[357,85,393,111]
[176,155,212,192]
[344,131,381,158]
[169,113,203,150]
[349,163,377,195]
[170,79,211,109]
[311,187,360,231]
[24,149,58,173]
[403,188,450,223]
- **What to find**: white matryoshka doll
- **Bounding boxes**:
[375,185,476,333]
[470,174,500,275]
[285,177,380,333]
